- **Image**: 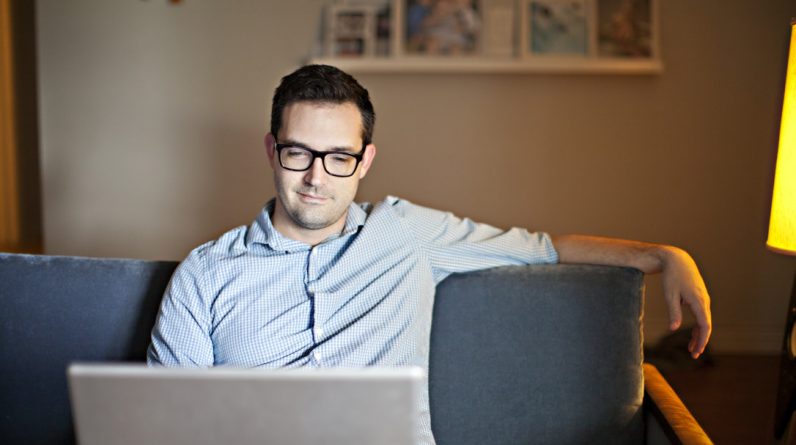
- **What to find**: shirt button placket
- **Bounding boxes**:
[307,247,322,359]
[307,248,316,280]
[311,291,323,344]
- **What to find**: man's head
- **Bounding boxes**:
[265,65,377,245]
[270,64,375,146]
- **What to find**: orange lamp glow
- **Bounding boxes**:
[768,21,796,256]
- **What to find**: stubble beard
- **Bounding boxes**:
[276,183,348,231]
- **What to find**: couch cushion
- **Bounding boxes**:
[429,264,645,445]
[0,253,177,445]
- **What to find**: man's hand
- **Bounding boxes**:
[552,234,712,359]
[658,245,712,358]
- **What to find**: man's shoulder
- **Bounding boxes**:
[358,195,410,222]
[362,195,424,213]
[183,225,250,266]
[366,195,448,221]
[359,196,454,241]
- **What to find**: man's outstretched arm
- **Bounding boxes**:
[551,234,712,359]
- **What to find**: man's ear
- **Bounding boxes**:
[358,143,377,179]
[265,133,276,169]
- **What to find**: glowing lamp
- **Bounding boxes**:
[772,20,796,443]
[768,21,796,256]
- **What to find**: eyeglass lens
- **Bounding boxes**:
[280,146,358,177]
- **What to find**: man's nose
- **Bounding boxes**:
[303,157,327,185]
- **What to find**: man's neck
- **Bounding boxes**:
[270,204,347,247]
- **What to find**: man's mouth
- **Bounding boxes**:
[297,191,329,203]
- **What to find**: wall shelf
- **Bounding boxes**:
[309,57,663,75]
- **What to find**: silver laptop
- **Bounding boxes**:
[68,364,422,445]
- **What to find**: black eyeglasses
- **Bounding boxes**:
[275,142,365,178]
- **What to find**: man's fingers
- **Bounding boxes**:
[690,328,703,359]
[685,295,712,358]
[695,321,712,357]
[688,327,698,355]
[666,294,682,331]
[686,318,712,359]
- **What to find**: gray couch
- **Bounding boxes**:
[0,253,710,444]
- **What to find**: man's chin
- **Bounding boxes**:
[290,209,340,231]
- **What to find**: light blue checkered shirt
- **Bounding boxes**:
[147,195,558,445]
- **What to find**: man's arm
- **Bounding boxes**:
[551,234,712,359]
[147,250,214,367]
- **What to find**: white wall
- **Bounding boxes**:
[36,0,796,353]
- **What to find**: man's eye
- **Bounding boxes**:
[330,154,353,163]
[286,148,309,158]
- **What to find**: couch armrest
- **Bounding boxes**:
[643,363,713,445]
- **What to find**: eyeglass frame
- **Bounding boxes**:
[274,141,366,178]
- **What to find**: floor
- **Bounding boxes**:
[660,354,782,445]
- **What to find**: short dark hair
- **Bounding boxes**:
[270,65,376,146]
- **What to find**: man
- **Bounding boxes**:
[148,64,711,445]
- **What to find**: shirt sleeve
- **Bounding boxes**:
[147,248,214,367]
[389,196,559,283]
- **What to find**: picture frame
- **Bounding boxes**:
[325,4,378,58]
[596,0,657,59]
[335,0,394,56]
[481,0,516,57]
[400,0,484,57]
[520,0,593,58]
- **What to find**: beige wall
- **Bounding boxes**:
[36,0,796,353]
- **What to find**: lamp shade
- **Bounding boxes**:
[768,21,796,256]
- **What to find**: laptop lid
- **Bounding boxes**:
[68,364,422,445]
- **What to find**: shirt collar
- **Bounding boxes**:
[246,199,366,252]
[342,201,367,235]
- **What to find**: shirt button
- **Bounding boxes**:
[313,350,321,361]
[314,326,324,337]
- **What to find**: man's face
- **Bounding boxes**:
[266,101,376,235]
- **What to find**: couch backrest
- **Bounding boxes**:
[0,254,177,445]
[0,253,645,445]
[429,264,645,444]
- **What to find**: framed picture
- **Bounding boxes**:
[335,0,393,56]
[325,4,378,58]
[520,0,592,57]
[597,0,657,58]
[374,5,393,56]
[402,0,483,56]
[481,0,515,57]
